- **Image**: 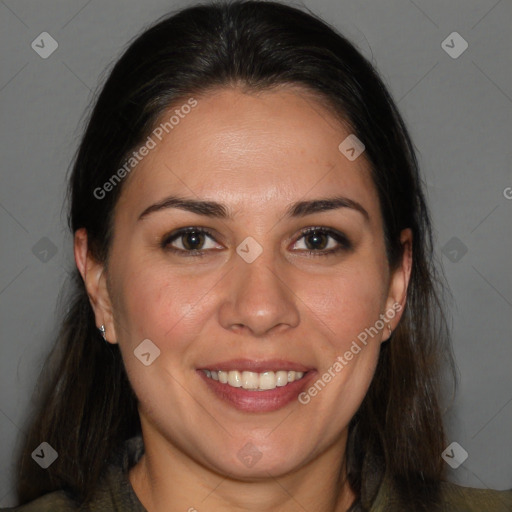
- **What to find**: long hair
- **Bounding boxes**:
[16,1,454,509]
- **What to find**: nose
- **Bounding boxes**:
[217,249,300,337]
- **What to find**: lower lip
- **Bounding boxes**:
[197,370,316,412]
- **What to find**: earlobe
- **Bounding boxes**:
[73,228,118,344]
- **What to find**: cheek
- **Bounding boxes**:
[295,262,386,413]
[109,260,219,414]
[296,268,385,431]
[302,263,387,348]
[112,248,388,358]
[111,258,220,356]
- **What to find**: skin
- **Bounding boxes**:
[75,86,412,512]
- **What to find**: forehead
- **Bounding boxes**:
[116,86,380,221]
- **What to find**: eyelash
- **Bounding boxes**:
[161,226,352,258]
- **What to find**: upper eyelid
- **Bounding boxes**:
[163,226,221,245]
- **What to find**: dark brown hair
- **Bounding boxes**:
[16,1,454,510]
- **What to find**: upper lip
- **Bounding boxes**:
[197,358,313,373]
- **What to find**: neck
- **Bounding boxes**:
[129,430,357,512]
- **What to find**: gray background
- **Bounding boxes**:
[0,0,511,507]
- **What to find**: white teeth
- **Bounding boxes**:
[259,371,276,390]
[227,370,242,387]
[276,370,288,387]
[202,369,306,390]
[242,371,260,390]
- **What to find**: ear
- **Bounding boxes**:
[381,228,413,342]
[74,228,118,344]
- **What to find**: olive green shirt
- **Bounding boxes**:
[4,437,511,511]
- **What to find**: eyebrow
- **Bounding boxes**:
[138,195,369,222]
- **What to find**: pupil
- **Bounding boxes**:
[305,231,327,250]
[183,231,204,250]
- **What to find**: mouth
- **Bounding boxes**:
[197,359,315,412]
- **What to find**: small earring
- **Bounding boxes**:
[98,325,107,341]
[388,324,392,337]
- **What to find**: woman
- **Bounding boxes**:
[5,1,511,511]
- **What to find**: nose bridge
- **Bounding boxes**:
[240,246,283,298]
[218,243,300,336]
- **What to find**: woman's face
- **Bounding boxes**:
[79,86,411,478]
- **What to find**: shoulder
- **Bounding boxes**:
[437,480,512,512]
[0,491,79,512]
[1,464,146,512]
[2,437,147,512]
[372,474,512,511]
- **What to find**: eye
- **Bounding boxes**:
[291,227,352,255]
[161,226,351,257]
[161,227,223,255]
